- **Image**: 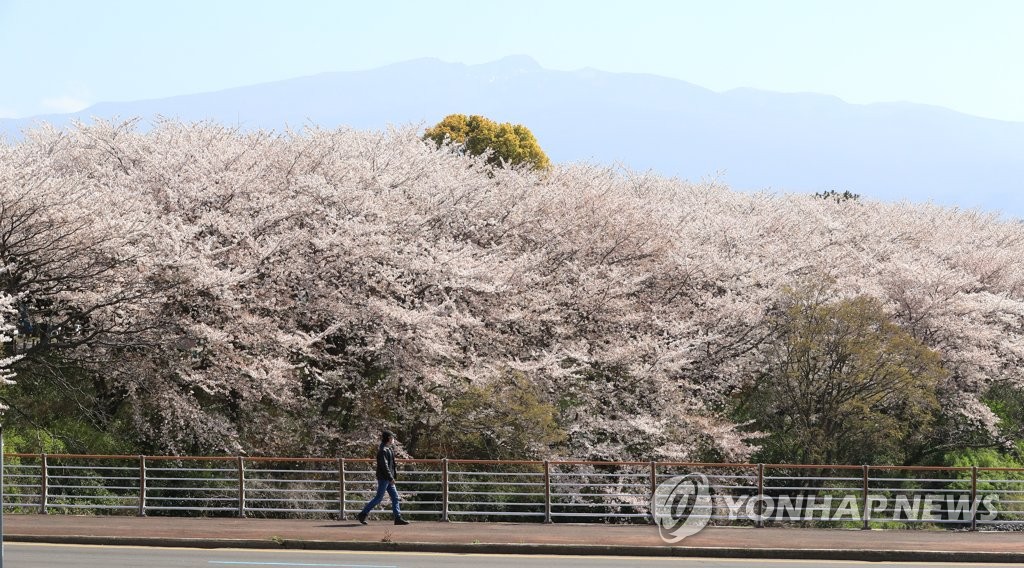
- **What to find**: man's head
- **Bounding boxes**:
[381,430,395,445]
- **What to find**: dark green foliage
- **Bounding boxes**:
[734,287,947,465]
[815,189,860,202]
[424,114,551,170]
[416,372,565,459]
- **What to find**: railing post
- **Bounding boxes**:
[970,466,978,531]
[338,458,346,520]
[543,460,551,524]
[441,458,449,522]
[138,455,146,517]
[39,453,48,514]
[237,456,246,518]
[649,461,657,524]
[861,465,870,530]
[756,463,764,528]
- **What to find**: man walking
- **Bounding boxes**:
[356,430,409,525]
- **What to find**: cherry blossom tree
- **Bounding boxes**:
[0,292,20,403]
[1,119,1022,463]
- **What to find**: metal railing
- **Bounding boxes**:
[2,454,1022,529]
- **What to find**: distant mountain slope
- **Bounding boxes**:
[3,55,1022,217]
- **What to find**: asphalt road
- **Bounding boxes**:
[4,544,1020,568]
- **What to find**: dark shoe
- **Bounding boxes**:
[356,512,368,525]
[394,517,410,525]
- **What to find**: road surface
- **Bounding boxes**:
[4,543,1017,567]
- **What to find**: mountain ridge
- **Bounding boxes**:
[3,56,1022,217]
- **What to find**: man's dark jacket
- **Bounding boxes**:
[375,443,397,482]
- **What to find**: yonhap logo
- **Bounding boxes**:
[652,473,712,543]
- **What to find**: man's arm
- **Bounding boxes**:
[386,447,397,482]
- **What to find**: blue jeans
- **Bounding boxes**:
[359,478,401,518]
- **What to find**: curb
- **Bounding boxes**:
[9,534,1024,564]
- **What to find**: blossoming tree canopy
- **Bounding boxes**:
[0,293,20,399]
[0,119,1021,465]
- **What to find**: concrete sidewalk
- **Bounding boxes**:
[5,514,1024,563]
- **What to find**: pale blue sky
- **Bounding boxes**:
[1,0,1022,122]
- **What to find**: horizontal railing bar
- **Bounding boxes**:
[763,486,863,492]
[449,481,544,488]
[141,456,237,462]
[46,494,135,500]
[395,500,443,505]
[146,468,237,473]
[146,477,237,483]
[146,487,236,493]
[240,457,337,463]
[47,465,137,471]
[343,481,442,488]
[448,471,544,478]
[658,473,755,480]
[549,472,649,478]
[9,454,134,460]
[551,461,649,467]
[245,488,337,495]
[550,492,645,498]
[239,511,335,515]
[343,471,441,476]
[550,482,649,489]
[766,476,863,482]
[245,498,339,504]
[863,488,972,494]
[245,479,336,486]
[550,512,650,518]
[44,504,136,510]
[144,506,239,511]
[446,511,545,516]
[48,475,139,481]
[254,501,444,511]
[700,485,757,492]
[552,502,644,508]
[868,478,964,484]
[868,465,973,472]
[364,512,443,516]
[447,502,544,507]
[245,469,337,475]
[48,485,138,491]
[145,496,237,502]
[359,510,441,516]
[447,460,544,465]
[448,491,542,497]
[868,480,965,486]
[764,464,866,471]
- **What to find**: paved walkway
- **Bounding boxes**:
[6,515,1024,562]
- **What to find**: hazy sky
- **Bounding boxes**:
[2,0,1022,122]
